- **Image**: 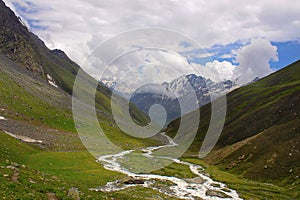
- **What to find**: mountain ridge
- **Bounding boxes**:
[101,73,236,125]
[166,59,300,184]
[130,74,235,125]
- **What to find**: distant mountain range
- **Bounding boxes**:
[101,74,236,124]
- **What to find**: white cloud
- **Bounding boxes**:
[2,0,296,86]
[203,61,236,82]
[196,39,279,84]
[234,38,278,84]
[3,0,300,65]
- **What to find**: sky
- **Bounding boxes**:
[3,0,300,85]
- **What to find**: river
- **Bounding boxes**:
[94,133,242,200]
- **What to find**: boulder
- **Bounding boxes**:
[122,177,145,185]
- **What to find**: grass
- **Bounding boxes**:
[1,128,298,199]
[214,119,300,184]
[100,121,161,150]
[182,158,300,200]
[0,66,162,150]
[0,69,75,132]
[26,151,124,188]
[0,54,168,199]
[0,130,174,199]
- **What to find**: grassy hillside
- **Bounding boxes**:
[0,0,149,124]
[0,44,167,199]
[0,130,175,199]
[0,2,167,197]
[0,54,160,148]
[166,60,300,188]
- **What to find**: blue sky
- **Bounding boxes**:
[12,1,48,30]
[180,40,300,72]
[271,41,300,70]
[206,41,300,70]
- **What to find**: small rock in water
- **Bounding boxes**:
[185,177,205,184]
[187,186,197,190]
[206,190,231,198]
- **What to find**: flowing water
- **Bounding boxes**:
[94,133,242,200]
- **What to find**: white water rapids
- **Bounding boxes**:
[94,133,242,200]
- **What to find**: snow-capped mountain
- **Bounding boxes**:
[131,74,235,125]
[167,74,235,97]
[101,74,236,125]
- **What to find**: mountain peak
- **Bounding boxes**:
[185,74,198,79]
[52,49,70,60]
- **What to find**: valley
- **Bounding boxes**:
[0,0,299,199]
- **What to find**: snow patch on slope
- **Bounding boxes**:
[46,74,58,88]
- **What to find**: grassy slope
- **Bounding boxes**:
[0,0,153,147]
[0,56,170,199]
[0,131,174,199]
[206,60,300,186]
[0,1,178,199]
[166,60,300,199]
[0,13,164,196]
[0,0,149,124]
[0,66,75,132]
[0,55,160,149]
[0,6,160,198]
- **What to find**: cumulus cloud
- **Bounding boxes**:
[234,38,278,84]
[3,0,300,64]
[3,0,297,87]
[203,61,236,82]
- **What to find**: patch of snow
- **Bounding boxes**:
[3,130,43,143]
[46,74,58,88]
[48,80,58,88]
[0,116,7,120]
